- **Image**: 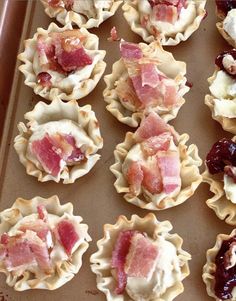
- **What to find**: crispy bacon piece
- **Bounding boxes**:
[141,63,161,88]
[162,79,178,106]
[141,132,172,156]
[1,233,9,245]
[125,233,158,278]
[153,4,178,23]
[31,133,85,177]
[141,159,163,194]
[37,204,48,221]
[19,220,50,242]
[47,0,74,10]
[56,47,92,72]
[4,240,35,270]
[23,231,53,274]
[31,134,62,176]
[120,41,143,60]
[115,77,143,109]
[109,26,120,41]
[131,75,163,106]
[135,112,171,141]
[126,161,144,195]
[111,230,136,294]
[37,30,91,74]
[157,150,181,194]
[56,220,79,255]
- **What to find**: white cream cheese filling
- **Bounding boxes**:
[224,174,236,204]
[125,235,182,301]
[223,9,236,41]
[209,70,236,99]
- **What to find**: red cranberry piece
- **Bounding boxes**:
[214,236,236,300]
[215,49,236,79]
[215,0,236,15]
[206,138,236,174]
[37,72,52,87]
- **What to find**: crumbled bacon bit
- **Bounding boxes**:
[37,72,52,87]
[108,26,120,42]
[1,233,9,245]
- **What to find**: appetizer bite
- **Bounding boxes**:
[216,0,236,47]
[91,213,191,301]
[14,98,103,183]
[203,137,236,225]
[122,0,206,45]
[18,23,106,101]
[110,112,202,210]
[41,0,122,28]
[104,40,189,127]
[203,229,236,301]
[0,195,91,290]
[205,49,236,134]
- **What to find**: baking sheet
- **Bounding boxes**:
[0,1,234,300]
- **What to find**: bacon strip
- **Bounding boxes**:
[126,161,144,195]
[125,233,158,278]
[111,230,136,294]
[56,220,79,255]
[157,151,181,194]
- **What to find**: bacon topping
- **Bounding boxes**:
[141,159,163,194]
[126,161,144,195]
[141,63,161,88]
[31,133,85,177]
[108,26,120,41]
[111,230,136,294]
[36,30,92,74]
[37,204,48,221]
[135,112,171,141]
[157,151,181,194]
[19,220,50,242]
[56,220,79,255]
[125,233,158,278]
[141,132,172,156]
[47,0,74,10]
[120,41,143,60]
[153,4,178,23]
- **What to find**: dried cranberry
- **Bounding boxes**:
[214,236,236,300]
[206,138,236,174]
[37,72,52,87]
[215,0,236,16]
[215,49,236,79]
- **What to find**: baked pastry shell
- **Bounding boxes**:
[18,22,106,101]
[110,131,202,210]
[202,229,236,300]
[14,98,103,184]
[122,0,206,45]
[90,213,191,301]
[216,20,236,48]
[205,71,236,134]
[40,0,123,29]
[104,41,189,127]
[0,195,91,291]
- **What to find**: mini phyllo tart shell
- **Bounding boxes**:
[14,98,103,184]
[0,195,91,291]
[216,8,236,48]
[122,0,206,45]
[18,22,106,101]
[203,229,236,301]
[110,112,202,210]
[41,0,123,29]
[90,213,191,301]
[203,137,236,226]
[205,51,236,134]
[104,40,189,128]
